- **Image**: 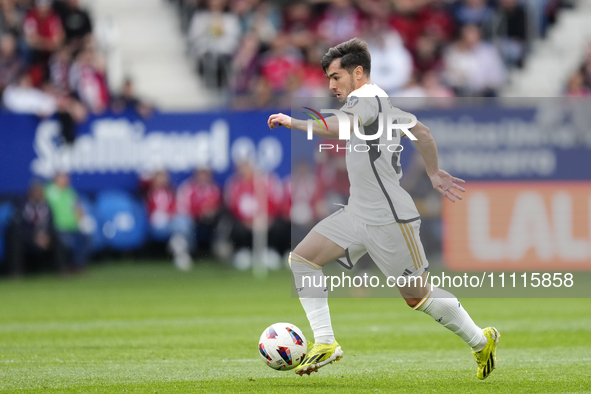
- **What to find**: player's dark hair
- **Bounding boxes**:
[321,37,371,77]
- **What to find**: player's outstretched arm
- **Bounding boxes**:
[411,121,466,203]
[268,113,293,130]
[267,113,352,139]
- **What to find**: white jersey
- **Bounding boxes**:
[340,83,420,225]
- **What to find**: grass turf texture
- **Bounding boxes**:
[1,262,590,393]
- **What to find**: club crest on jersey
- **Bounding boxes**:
[345,95,358,108]
[266,327,278,339]
[259,343,272,360]
[286,327,304,345]
[277,346,292,365]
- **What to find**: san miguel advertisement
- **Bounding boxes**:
[0,110,291,195]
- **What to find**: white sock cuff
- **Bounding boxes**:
[289,252,322,270]
[413,287,434,311]
[416,286,460,311]
[290,252,326,298]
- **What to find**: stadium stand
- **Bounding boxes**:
[163,0,577,106]
[89,0,218,110]
[0,0,579,112]
[504,0,591,97]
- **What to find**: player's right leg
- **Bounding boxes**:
[290,210,355,375]
[290,231,344,375]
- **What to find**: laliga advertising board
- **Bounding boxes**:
[0,111,291,195]
[444,182,591,271]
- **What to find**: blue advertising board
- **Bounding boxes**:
[415,103,591,181]
[0,110,291,195]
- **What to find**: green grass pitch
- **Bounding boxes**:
[1,262,590,393]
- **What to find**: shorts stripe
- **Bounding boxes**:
[404,223,424,269]
[289,253,322,270]
[402,223,420,269]
[409,223,425,268]
[398,223,419,271]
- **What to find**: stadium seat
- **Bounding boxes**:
[95,191,147,251]
[0,202,14,262]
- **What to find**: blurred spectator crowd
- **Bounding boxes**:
[1,0,577,117]
[1,156,353,276]
[1,174,90,276]
[1,143,443,276]
[137,153,362,271]
[0,0,151,142]
[170,0,574,107]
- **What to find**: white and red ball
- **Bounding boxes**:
[258,323,307,370]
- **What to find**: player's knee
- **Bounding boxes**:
[288,252,297,269]
[291,245,306,261]
[291,246,321,269]
[404,297,422,308]
[288,252,322,272]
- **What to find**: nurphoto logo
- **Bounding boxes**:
[303,103,419,153]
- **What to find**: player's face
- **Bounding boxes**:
[326,59,355,103]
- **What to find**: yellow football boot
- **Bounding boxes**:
[473,327,501,380]
[295,341,343,375]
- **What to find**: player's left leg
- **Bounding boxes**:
[395,220,499,379]
[399,272,500,379]
[365,220,499,379]
[399,271,487,352]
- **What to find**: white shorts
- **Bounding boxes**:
[312,207,428,280]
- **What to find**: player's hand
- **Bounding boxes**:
[429,169,465,203]
[268,113,292,130]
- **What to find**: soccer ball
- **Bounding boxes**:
[258,323,307,370]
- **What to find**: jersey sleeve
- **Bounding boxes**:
[340,95,379,126]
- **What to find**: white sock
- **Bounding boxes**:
[289,252,334,345]
[415,286,487,352]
